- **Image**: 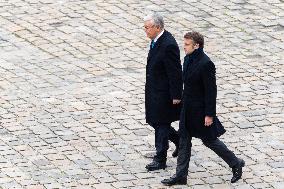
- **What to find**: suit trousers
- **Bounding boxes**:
[176,133,239,177]
[151,123,179,162]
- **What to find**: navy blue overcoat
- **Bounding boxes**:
[145,30,183,124]
[180,48,225,140]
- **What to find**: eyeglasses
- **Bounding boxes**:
[144,24,155,30]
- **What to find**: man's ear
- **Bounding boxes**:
[194,43,200,49]
[156,25,162,31]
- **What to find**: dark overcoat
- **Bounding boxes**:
[145,30,183,124]
[180,48,226,140]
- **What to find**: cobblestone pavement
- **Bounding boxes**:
[0,0,283,188]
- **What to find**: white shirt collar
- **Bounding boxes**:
[153,30,164,42]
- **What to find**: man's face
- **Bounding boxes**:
[144,20,160,40]
[184,38,199,55]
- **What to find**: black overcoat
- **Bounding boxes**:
[180,48,225,140]
[145,30,183,124]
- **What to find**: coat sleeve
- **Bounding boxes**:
[164,44,183,100]
[202,61,217,117]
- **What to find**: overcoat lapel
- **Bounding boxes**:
[184,54,204,81]
[147,31,166,62]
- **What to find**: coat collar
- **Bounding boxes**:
[153,30,164,43]
[147,30,168,62]
[183,48,204,80]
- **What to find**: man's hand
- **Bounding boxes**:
[204,116,213,126]
[173,99,181,105]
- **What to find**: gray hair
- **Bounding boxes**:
[144,12,164,29]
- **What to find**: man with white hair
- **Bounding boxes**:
[143,12,183,171]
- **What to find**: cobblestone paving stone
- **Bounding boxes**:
[0,0,283,188]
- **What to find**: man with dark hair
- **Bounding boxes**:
[143,13,183,171]
[161,31,245,185]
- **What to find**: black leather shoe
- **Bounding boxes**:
[231,159,245,183]
[172,146,178,158]
[145,161,166,171]
[161,175,187,186]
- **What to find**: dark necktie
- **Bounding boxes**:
[150,40,155,49]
